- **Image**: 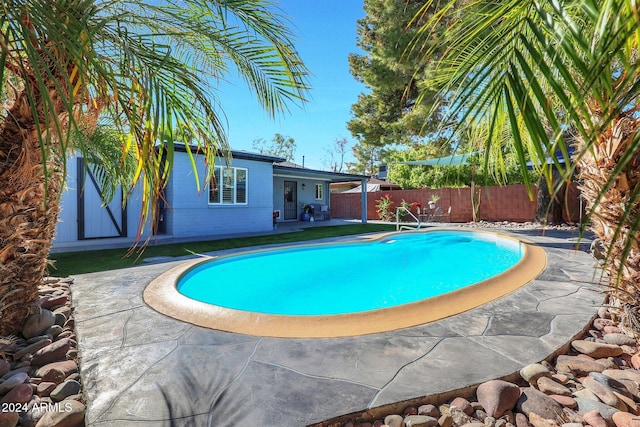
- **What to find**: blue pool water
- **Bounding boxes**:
[177,231,523,316]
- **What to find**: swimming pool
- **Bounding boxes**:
[178,231,523,315]
[144,229,547,338]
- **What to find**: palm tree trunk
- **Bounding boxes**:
[0,91,64,336]
[576,117,640,303]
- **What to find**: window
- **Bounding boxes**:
[209,167,248,205]
[315,183,323,200]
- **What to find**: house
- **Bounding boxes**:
[52,145,368,252]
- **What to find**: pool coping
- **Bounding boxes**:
[143,229,547,338]
[71,227,604,426]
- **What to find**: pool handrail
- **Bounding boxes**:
[396,207,421,231]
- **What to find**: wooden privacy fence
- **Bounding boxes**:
[330,184,582,223]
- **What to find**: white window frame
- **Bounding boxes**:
[315,183,323,200]
[209,166,248,205]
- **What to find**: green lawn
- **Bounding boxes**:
[48,223,395,277]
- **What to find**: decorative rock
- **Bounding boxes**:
[573,388,603,402]
[582,377,622,408]
[53,312,66,328]
[612,411,640,427]
[439,414,453,427]
[0,373,28,395]
[582,410,608,427]
[528,412,560,427]
[537,377,572,396]
[477,380,521,418]
[589,373,634,398]
[405,407,419,416]
[405,415,438,427]
[556,356,607,375]
[0,384,32,404]
[21,310,56,340]
[40,294,68,310]
[384,414,404,427]
[30,338,71,366]
[0,411,19,427]
[451,397,474,416]
[49,380,81,402]
[562,423,583,427]
[450,406,472,426]
[484,416,496,427]
[571,340,624,358]
[549,395,577,408]
[0,359,9,377]
[574,398,620,423]
[34,361,77,380]
[516,388,564,422]
[34,399,85,427]
[562,408,584,424]
[40,368,66,385]
[36,381,57,397]
[520,364,552,385]
[419,404,440,417]
[631,354,640,370]
[598,307,611,319]
[594,318,616,331]
[603,370,640,385]
[514,412,529,427]
[604,334,636,347]
[13,338,52,361]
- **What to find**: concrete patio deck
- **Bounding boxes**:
[70,227,603,426]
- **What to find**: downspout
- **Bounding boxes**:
[361,178,368,224]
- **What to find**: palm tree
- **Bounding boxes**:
[410,1,640,304]
[0,0,309,335]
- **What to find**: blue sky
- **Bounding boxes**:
[217,0,366,170]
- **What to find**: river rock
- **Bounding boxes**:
[451,397,474,416]
[419,404,440,417]
[384,414,404,427]
[21,310,56,340]
[477,380,521,418]
[571,340,624,358]
[405,415,438,427]
[30,338,71,366]
[0,359,9,377]
[603,370,640,384]
[34,399,85,427]
[516,387,564,422]
[582,410,608,427]
[528,412,560,427]
[612,411,640,427]
[603,334,636,347]
[556,355,607,375]
[0,411,19,427]
[36,382,57,397]
[549,395,576,408]
[537,377,572,396]
[520,364,552,385]
[574,397,620,423]
[40,295,68,310]
[13,338,52,361]
[582,377,622,408]
[34,360,77,380]
[0,372,28,395]
[49,380,81,402]
[0,383,33,404]
[594,319,616,331]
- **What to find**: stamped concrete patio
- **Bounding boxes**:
[70,228,603,426]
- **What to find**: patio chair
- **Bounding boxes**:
[309,203,331,221]
[431,206,452,222]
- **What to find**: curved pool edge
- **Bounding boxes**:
[143,228,547,338]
